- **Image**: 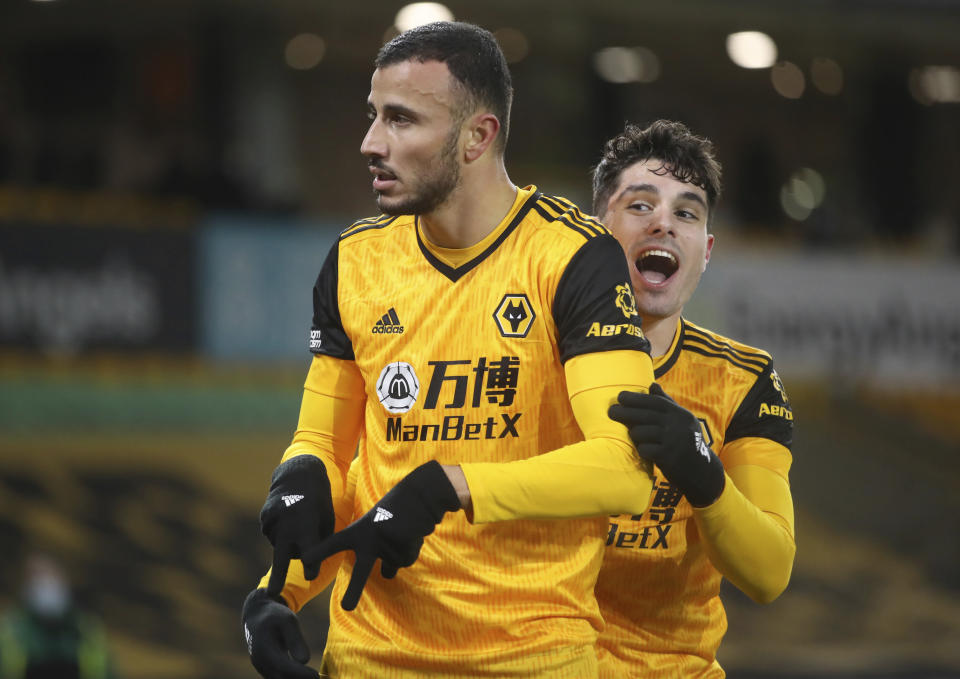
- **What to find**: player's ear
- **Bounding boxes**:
[463,113,500,162]
[703,233,715,270]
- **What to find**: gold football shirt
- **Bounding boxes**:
[306,186,652,677]
[596,318,794,678]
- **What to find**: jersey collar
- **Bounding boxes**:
[415,187,539,283]
[653,317,685,379]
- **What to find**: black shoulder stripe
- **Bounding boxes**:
[538,195,605,237]
[682,337,768,371]
[680,342,765,376]
[538,195,604,235]
[339,215,398,241]
[532,202,594,240]
[684,326,771,364]
[343,213,391,230]
[550,195,608,233]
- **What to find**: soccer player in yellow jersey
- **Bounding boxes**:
[240,22,657,679]
[595,120,797,677]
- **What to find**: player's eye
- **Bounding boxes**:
[628,202,651,212]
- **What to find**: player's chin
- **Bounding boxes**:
[375,194,406,216]
[633,279,676,307]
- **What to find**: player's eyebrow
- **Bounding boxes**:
[618,183,659,200]
[369,101,420,121]
[618,183,706,209]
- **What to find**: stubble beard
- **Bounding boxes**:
[376,127,462,216]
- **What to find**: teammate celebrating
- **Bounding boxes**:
[595,119,797,677]
[241,22,656,679]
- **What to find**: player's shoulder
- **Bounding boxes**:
[680,318,775,377]
[527,190,612,245]
[338,213,414,246]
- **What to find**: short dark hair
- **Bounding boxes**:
[592,120,722,219]
[376,21,513,152]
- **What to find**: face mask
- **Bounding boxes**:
[25,574,70,618]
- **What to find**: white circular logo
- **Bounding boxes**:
[376,361,420,414]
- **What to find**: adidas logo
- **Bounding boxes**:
[373,507,393,523]
[281,494,304,507]
[372,307,404,334]
[693,432,711,462]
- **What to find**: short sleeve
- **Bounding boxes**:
[309,240,354,360]
[725,363,794,449]
[552,234,651,363]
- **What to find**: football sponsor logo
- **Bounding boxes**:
[615,282,639,318]
[758,403,794,420]
[769,369,790,403]
[376,361,420,414]
[309,329,322,351]
[384,355,524,442]
[372,307,404,334]
[493,293,535,338]
[585,322,645,338]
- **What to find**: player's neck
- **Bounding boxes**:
[419,163,517,250]
[642,312,682,359]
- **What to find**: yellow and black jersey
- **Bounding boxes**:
[596,318,794,679]
[308,186,651,677]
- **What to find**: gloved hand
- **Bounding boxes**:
[302,460,461,611]
[609,383,725,507]
[241,588,319,679]
[259,455,335,596]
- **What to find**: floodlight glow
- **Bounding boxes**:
[395,3,454,32]
[594,47,660,84]
[909,66,960,105]
[811,57,843,95]
[285,34,326,70]
[726,31,777,69]
[781,167,826,220]
[780,184,811,221]
[795,168,825,207]
[494,28,530,64]
[771,61,805,98]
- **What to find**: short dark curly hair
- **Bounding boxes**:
[376,21,513,153]
[592,120,722,219]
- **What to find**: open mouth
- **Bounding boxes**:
[369,164,398,190]
[635,248,678,285]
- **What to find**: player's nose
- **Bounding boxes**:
[361,118,386,158]
[645,208,675,237]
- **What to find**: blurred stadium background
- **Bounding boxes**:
[1,0,958,677]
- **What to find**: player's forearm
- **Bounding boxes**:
[280,355,364,500]
[457,349,655,523]
[693,466,796,603]
[458,436,652,523]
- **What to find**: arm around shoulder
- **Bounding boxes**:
[460,349,656,523]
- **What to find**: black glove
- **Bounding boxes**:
[302,460,460,611]
[609,383,725,507]
[241,588,319,679]
[259,455,335,596]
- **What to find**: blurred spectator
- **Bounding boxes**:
[0,553,116,679]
